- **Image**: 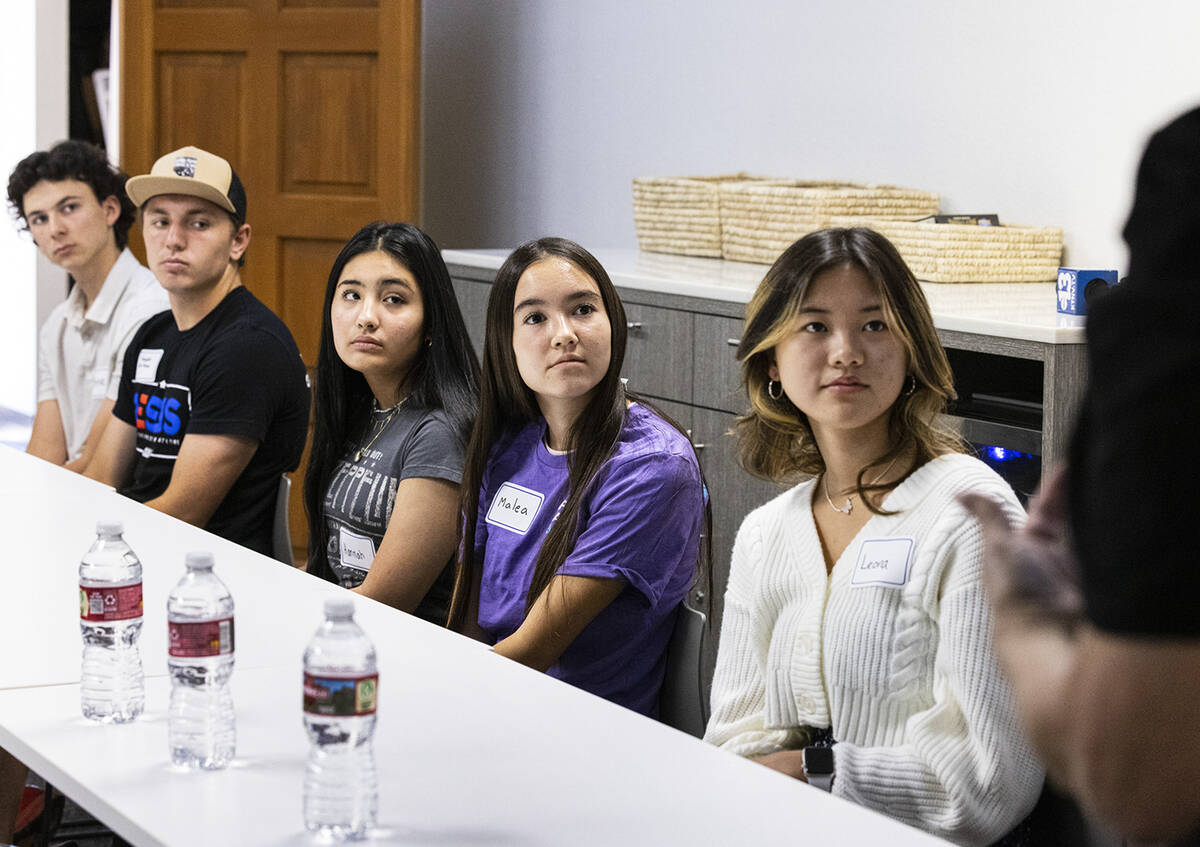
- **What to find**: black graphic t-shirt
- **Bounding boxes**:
[320,404,464,625]
[114,286,310,555]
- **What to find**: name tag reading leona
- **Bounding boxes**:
[850,537,914,588]
[485,481,545,535]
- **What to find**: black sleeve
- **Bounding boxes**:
[1068,275,1200,636]
[186,327,294,442]
[1068,108,1200,637]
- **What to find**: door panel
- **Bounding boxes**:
[121,0,420,563]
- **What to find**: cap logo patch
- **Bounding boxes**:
[173,156,197,178]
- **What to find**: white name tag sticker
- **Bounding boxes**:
[338,526,376,572]
[90,368,109,399]
[135,348,164,383]
[485,481,545,535]
[850,537,914,588]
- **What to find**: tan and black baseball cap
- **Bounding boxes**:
[126,146,247,223]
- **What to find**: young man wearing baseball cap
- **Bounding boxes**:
[85,145,310,557]
[6,140,168,471]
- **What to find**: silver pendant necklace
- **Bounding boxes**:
[354,397,407,462]
[822,455,901,517]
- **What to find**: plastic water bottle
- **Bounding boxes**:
[303,596,378,840]
[167,551,235,769]
[79,520,144,722]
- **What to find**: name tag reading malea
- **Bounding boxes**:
[850,537,914,588]
[485,481,544,535]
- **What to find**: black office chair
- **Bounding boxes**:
[658,602,708,738]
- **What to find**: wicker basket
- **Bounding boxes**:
[719,181,940,264]
[835,218,1064,283]
[632,174,778,258]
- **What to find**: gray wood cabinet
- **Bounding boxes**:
[446,260,1086,702]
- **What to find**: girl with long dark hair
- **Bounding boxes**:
[304,221,479,623]
[448,237,705,717]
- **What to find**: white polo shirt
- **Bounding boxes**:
[37,248,168,459]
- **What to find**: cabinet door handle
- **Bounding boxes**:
[691,442,706,451]
[726,337,741,347]
[627,321,644,331]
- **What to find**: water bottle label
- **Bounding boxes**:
[79,583,143,622]
[168,617,235,657]
[303,673,378,717]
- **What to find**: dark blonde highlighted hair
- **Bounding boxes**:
[734,227,965,511]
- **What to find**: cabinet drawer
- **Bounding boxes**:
[693,314,747,413]
[622,303,693,404]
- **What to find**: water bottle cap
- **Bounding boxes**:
[95,520,124,537]
[324,596,355,619]
[185,550,215,570]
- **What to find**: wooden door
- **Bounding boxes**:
[119,0,421,562]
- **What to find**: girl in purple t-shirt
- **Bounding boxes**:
[449,237,706,717]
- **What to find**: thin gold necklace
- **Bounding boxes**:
[822,455,901,516]
[353,397,407,462]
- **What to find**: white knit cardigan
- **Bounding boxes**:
[705,454,1044,846]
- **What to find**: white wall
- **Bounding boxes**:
[0,0,69,418]
[422,0,1200,271]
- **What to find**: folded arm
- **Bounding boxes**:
[143,433,258,527]
[492,575,624,671]
[25,399,68,465]
[353,477,461,613]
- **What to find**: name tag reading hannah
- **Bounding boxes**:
[850,537,914,588]
[338,526,377,572]
[485,481,544,535]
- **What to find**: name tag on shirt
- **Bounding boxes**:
[850,537,914,588]
[485,481,544,535]
[135,348,164,384]
[338,526,376,572]
[90,368,109,399]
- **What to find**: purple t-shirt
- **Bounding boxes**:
[475,403,703,716]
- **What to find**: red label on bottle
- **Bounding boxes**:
[168,618,235,658]
[303,673,378,717]
[79,583,143,622]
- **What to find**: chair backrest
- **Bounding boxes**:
[658,602,708,738]
[272,474,294,566]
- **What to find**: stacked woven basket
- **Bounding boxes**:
[632,175,1063,283]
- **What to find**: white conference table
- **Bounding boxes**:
[0,447,949,846]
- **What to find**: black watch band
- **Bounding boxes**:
[802,745,835,792]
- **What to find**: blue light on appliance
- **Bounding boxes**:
[983,445,1033,462]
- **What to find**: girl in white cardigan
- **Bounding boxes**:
[704,228,1043,846]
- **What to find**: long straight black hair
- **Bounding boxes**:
[304,221,481,582]
[448,237,710,630]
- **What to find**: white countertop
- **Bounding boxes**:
[443,248,1087,345]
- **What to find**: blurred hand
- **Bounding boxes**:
[960,465,1084,629]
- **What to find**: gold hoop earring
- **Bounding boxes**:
[903,375,917,396]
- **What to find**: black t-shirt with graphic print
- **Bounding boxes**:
[114,286,310,556]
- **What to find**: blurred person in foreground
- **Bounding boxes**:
[962,106,1200,844]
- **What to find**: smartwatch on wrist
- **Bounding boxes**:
[802,745,834,791]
